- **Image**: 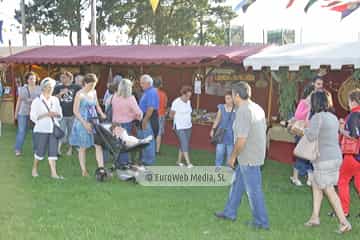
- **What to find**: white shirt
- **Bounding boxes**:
[171,97,192,130]
[30,95,63,133]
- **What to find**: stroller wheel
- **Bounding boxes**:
[95,167,108,182]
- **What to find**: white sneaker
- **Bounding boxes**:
[306,179,312,187]
[187,164,194,169]
[290,177,302,186]
[177,162,185,167]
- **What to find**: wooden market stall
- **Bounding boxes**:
[0,47,38,123]
[0,45,274,150]
[243,42,360,164]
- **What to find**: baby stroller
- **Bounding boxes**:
[92,120,151,182]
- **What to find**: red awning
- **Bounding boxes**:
[0,45,266,65]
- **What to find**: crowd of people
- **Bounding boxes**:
[12,70,359,234]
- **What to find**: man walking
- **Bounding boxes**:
[215,82,269,230]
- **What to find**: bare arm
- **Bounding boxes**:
[14,97,21,119]
[142,107,154,130]
[95,94,106,119]
[210,110,222,137]
[228,137,247,168]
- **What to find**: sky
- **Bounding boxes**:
[0,0,359,47]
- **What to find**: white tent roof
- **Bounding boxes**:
[243,42,360,71]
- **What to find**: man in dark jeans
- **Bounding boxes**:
[215,82,269,230]
[53,71,81,156]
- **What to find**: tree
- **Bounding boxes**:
[114,0,236,45]
[15,0,88,46]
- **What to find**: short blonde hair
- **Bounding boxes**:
[117,78,133,98]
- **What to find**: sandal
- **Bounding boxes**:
[51,175,65,180]
[290,177,303,186]
[304,220,320,227]
[337,222,352,234]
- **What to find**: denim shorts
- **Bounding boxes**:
[60,117,74,143]
[175,128,192,152]
[158,116,166,136]
[33,132,59,160]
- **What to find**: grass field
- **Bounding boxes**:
[0,124,359,240]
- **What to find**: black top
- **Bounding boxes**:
[53,84,81,117]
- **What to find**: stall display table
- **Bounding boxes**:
[0,97,14,124]
[267,125,295,164]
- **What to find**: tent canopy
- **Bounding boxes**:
[0,45,265,66]
[243,42,360,71]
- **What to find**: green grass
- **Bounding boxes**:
[0,124,359,240]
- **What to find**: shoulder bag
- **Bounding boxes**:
[41,98,65,139]
[211,105,234,145]
[293,115,321,161]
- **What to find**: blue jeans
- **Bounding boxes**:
[116,122,133,166]
[215,144,234,167]
[223,165,269,228]
[294,136,313,176]
[14,115,35,152]
[137,123,156,165]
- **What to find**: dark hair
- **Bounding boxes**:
[225,91,232,97]
[24,71,36,82]
[312,76,323,84]
[84,73,98,84]
[154,78,162,88]
[302,84,314,99]
[60,71,73,81]
[311,91,329,114]
[348,88,360,105]
[232,81,251,100]
[180,85,192,95]
[108,81,119,94]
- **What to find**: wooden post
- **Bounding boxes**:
[10,64,16,124]
[267,70,273,122]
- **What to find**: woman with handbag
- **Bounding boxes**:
[69,74,107,177]
[302,91,351,233]
[335,89,360,219]
[30,78,63,179]
[14,72,41,156]
[170,86,193,168]
[289,85,314,186]
[210,91,235,167]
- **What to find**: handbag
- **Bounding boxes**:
[341,135,360,155]
[41,99,65,139]
[293,115,322,161]
[25,87,35,129]
[211,105,234,145]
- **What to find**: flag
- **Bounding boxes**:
[304,0,318,12]
[0,20,3,44]
[150,0,159,13]
[234,0,256,13]
[342,3,360,19]
[321,1,342,8]
[329,2,360,19]
[286,0,296,8]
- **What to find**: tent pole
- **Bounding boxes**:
[267,70,273,122]
[11,64,16,124]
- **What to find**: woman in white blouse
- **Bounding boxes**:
[170,86,193,168]
[30,78,63,179]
